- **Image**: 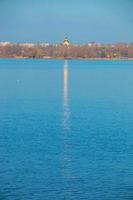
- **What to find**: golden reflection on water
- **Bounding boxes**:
[63,60,70,131]
[62,61,74,198]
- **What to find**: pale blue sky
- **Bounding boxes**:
[0,0,132,43]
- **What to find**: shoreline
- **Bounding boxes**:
[0,57,133,61]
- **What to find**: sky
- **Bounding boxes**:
[0,0,132,44]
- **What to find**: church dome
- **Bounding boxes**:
[63,37,70,46]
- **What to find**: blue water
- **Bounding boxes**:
[0,59,133,200]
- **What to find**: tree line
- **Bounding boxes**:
[0,43,133,59]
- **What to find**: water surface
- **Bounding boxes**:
[0,59,133,200]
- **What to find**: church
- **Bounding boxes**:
[63,37,70,46]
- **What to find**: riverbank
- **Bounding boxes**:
[0,56,133,60]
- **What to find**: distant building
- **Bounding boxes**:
[20,43,35,48]
[63,37,70,46]
[40,43,49,47]
[0,42,12,46]
[88,43,92,47]
[88,41,97,47]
